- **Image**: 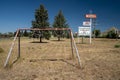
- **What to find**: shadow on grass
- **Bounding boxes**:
[4,58,81,69]
[4,57,20,69]
[51,40,65,42]
[30,41,48,43]
[76,42,87,44]
[29,58,80,69]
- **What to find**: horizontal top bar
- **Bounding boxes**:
[18,28,71,31]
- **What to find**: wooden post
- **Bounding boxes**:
[82,36,83,44]
[70,30,74,59]
[4,28,81,67]
[70,30,82,67]
[4,29,20,67]
[18,31,20,58]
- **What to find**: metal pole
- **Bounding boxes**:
[94,27,95,39]
[89,10,92,44]
[82,36,83,44]
[78,27,80,44]
[92,18,96,39]
[90,18,92,44]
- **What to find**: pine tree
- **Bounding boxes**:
[23,30,29,37]
[53,10,69,41]
[93,29,101,38]
[32,4,51,42]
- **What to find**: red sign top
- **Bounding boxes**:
[85,14,97,18]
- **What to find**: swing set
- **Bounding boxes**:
[4,28,82,68]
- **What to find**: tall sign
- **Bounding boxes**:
[78,27,91,36]
[85,14,97,44]
[85,14,96,18]
[78,13,97,44]
[83,21,91,26]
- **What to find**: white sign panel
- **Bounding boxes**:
[83,21,91,26]
[78,27,91,36]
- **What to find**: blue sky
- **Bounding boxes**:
[0,0,120,33]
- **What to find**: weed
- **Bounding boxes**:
[0,47,4,53]
[114,44,120,48]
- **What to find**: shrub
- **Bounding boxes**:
[107,30,116,38]
[114,44,120,48]
[0,47,4,53]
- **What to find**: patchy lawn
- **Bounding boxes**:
[0,38,120,80]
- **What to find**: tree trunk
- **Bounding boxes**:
[39,31,42,43]
[58,35,60,41]
[40,37,42,43]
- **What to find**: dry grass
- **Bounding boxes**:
[0,37,120,80]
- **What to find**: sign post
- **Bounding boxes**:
[78,27,91,36]
[85,14,96,44]
[78,27,91,43]
[83,21,91,26]
[90,18,92,44]
[85,14,96,18]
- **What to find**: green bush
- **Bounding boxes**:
[107,30,117,38]
[0,47,4,53]
[114,44,120,48]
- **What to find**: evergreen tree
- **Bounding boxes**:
[53,10,69,41]
[107,30,116,38]
[93,29,101,38]
[32,4,51,42]
[8,32,14,37]
[23,30,29,37]
[0,33,2,38]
